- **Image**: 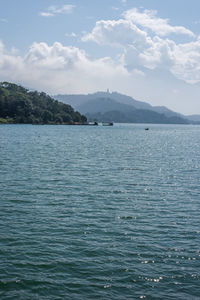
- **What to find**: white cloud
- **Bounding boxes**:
[0,18,8,23]
[112,7,120,11]
[138,37,175,70]
[40,12,54,17]
[0,40,4,52]
[0,41,23,80]
[0,41,129,94]
[171,39,200,83]
[65,32,77,37]
[39,5,75,17]
[123,8,195,37]
[82,19,151,49]
[1,39,200,114]
[82,9,200,84]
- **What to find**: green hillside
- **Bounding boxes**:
[54,92,190,124]
[0,82,87,124]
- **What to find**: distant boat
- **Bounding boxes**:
[102,122,113,126]
[145,127,149,130]
[87,121,98,126]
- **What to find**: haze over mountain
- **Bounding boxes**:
[186,115,200,122]
[1,1,200,114]
[54,91,194,124]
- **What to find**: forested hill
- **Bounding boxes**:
[54,92,190,124]
[0,82,87,124]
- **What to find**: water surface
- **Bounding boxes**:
[0,124,199,299]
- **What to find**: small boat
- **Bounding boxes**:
[145,127,149,130]
[87,121,98,126]
[102,122,113,126]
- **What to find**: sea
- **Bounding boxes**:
[0,124,199,300]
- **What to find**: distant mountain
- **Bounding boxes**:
[54,91,151,110]
[185,115,200,122]
[54,91,190,124]
[77,97,137,114]
[85,110,188,124]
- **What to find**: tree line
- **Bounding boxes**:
[0,82,87,124]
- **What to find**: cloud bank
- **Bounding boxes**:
[0,41,129,94]
[123,8,195,37]
[82,8,200,84]
[0,8,200,113]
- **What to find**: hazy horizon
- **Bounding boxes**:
[1,0,200,114]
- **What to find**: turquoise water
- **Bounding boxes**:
[0,124,200,299]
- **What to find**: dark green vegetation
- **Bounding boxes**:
[55,92,191,124]
[0,82,87,124]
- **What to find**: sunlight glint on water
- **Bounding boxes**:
[0,124,200,300]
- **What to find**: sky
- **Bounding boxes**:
[1,0,200,115]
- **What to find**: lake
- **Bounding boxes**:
[0,124,199,299]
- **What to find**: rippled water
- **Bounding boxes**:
[0,124,200,299]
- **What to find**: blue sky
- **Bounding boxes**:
[1,0,200,114]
